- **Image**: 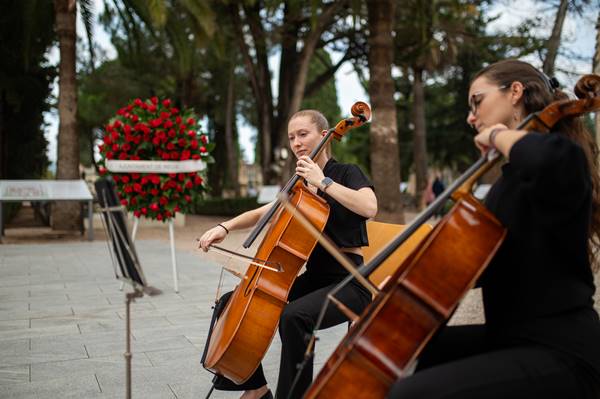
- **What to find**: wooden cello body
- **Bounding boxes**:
[305,74,600,398]
[305,194,505,397]
[203,182,328,383]
[203,102,372,384]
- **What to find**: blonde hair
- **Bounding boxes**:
[289,109,331,157]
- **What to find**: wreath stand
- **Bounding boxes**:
[106,159,206,294]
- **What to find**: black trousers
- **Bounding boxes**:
[207,253,371,399]
[387,324,600,399]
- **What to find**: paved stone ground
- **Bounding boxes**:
[1,214,599,399]
[0,239,352,399]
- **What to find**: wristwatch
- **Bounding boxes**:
[320,177,334,192]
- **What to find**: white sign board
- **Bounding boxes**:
[0,180,93,201]
[257,185,281,204]
[106,159,206,173]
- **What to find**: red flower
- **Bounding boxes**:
[200,146,206,153]
[100,97,210,222]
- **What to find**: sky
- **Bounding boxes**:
[44,1,598,167]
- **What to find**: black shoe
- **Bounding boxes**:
[260,390,273,399]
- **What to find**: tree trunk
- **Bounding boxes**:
[542,0,568,76]
[225,66,240,196]
[231,3,275,184]
[595,11,600,152]
[277,1,346,183]
[367,0,404,223]
[53,0,81,231]
[412,67,428,211]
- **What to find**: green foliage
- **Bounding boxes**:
[0,0,54,179]
[193,196,259,216]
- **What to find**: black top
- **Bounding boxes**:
[304,158,374,277]
[482,132,600,374]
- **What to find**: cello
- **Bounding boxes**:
[202,102,372,384]
[304,74,600,398]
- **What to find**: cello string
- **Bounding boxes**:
[278,192,372,399]
[276,193,379,296]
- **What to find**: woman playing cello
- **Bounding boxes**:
[198,109,377,399]
[387,59,600,398]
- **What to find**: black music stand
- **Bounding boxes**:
[94,177,161,399]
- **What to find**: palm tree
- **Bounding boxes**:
[53,0,94,231]
[367,0,404,223]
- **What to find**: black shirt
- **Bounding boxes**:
[483,132,600,374]
[304,158,374,277]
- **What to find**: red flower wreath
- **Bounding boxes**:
[97,97,214,221]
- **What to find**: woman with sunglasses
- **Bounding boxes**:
[387,59,600,398]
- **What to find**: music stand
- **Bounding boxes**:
[94,177,161,399]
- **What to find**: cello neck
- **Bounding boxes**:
[241,128,337,248]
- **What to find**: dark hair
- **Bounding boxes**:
[474,60,600,271]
